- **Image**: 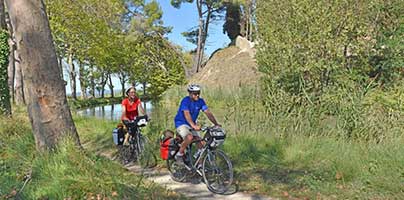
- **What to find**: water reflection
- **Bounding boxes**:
[75,101,152,121]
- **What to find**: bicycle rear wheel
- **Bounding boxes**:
[202,149,233,194]
[166,158,188,182]
[136,136,157,168]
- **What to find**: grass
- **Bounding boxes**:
[0,107,186,200]
[150,85,404,199]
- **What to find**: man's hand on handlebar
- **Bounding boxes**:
[192,124,201,131]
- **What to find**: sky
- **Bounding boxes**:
[65,1,230,95]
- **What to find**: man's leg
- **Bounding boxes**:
[175,125,193,164]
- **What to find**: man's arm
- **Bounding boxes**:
[204,109,220,126]
[184,110,201,130]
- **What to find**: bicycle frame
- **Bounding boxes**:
[167,126,233,194]
[182,127,224,175]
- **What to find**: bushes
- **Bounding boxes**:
[256,0,404,141]
[0,29,10,115]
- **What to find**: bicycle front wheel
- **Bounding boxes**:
[118,144,136,165]
[136,136,157,168]
[202,149,233,194]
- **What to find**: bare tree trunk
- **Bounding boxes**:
[6,0,80,151]
[0,0,5,29]
[58,55,63,80]
[142,82,146,111]
[89,65,95,98]
[7,38,14,103]
[100,72,107,98]
[6,11,14,103]
[118,70,127,97]
[78,61,87,99]
[121,79,125,97]
[68,51,77,100]
[198,5,212,70]
[107,73,114,98]
[14,44,24,105]
[194,0,203,73]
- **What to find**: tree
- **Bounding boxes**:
[6,11,15,104]
[46,0,125,99]
[171,0,226,73]
[5,0,80,150]
[223,1,241,43]
[239,0,256,41]
[256,0,403,100]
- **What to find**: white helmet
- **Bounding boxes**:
[187,84,201,92]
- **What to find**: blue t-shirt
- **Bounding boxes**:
[174,96,208,128]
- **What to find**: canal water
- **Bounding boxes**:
[75,101,153,121]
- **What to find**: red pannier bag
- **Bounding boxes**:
[160,137,171,160]
[160,130,175,160]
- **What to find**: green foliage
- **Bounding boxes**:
[153,86,404,199]
[256,0,404,140]
[0,29,10,116]
[256,0,403,94]
[0,111,185,199]
[127,34,186,99]
[223,2,241,42]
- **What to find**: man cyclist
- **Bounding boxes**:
[174,84,221,164]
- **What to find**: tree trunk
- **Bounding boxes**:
[68,51,77,100]
[100,73,106,98]
[121,80,125,97]
[6,0,80,151]
[142,82,146,111]
[14,48,25,105]
[78,62,87,99]
[58,55,63,80]
[194,0,203,73]
[198,5,212,70]
[118,71,127,97]
[7,37,14,103]
[89,65,95,98]
[6,7,14,103]
[108,73,114,98]
[0,0,6,29]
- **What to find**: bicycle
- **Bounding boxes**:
[166,126,234,194]
[119,115,157,168]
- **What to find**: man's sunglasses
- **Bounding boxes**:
[191,92,200,95]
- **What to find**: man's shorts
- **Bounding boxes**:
[176,124,200,139]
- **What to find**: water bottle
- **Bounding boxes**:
[193,149,203,159]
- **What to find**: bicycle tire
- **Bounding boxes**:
[136,136,157,168]
[119,144,136,164]
[202,149,234,194]
[166,158,188,182]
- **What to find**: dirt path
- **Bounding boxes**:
[125,164,275,200]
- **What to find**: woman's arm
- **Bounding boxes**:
[138,102,146,116]
[121,105,129,121]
